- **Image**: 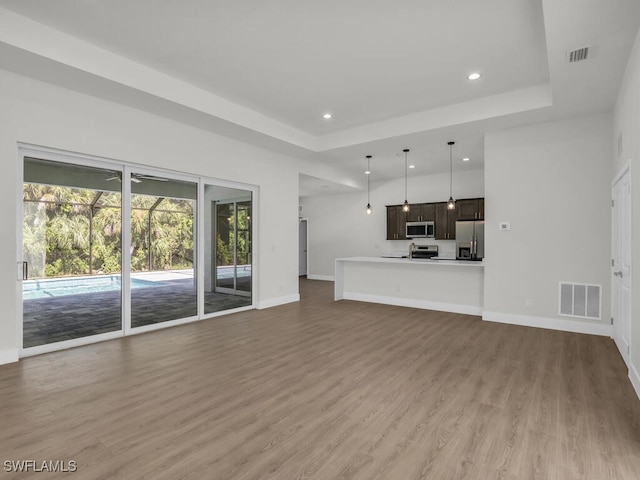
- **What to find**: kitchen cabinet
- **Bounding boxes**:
[406,203,435,222]
[435,202,456,240]
[387,199,482,240]
[386,205,407,240]
[456,198,484,221]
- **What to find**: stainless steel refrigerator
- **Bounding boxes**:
[455,221,484,260]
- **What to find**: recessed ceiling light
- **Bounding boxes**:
[462,157,470,162]
[409,165,416,169]
[467,72,481,80]
[365,170,371,175]
[322,113,332,119]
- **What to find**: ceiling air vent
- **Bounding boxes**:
[567,46,590,63]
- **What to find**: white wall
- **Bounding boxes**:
[484,113,612,334]
[300,169,484,278]
[613,27,640,394]
[0,69,303,363]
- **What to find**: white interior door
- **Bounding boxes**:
[299,219,307,276]
[612,166,631,366]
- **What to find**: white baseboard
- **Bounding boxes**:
[630,362,640,401]
[306,274,334,281]
[256,294,300,309]
[482,311,612,337]
[0,349,19,365]
[342,291,482,316]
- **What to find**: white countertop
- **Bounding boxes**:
[336,256,484,268]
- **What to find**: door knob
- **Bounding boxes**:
[614,271,623,277]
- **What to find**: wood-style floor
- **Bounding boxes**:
[1,278,639,479]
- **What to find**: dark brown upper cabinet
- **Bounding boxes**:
[435,202,456,240]
[386,198,483,240]
[386,205,407,240]
[455,198,484,221]
[405,203,435,222]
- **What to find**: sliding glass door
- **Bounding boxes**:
[235,201,252,294]
[22,158,122,348]
[204,186,252,314]
[130,172,197,328]
[20,152,255,353]
[215,200,252,296]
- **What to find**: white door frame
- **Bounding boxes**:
[200,179,258,318]
[17,143,258,357]
[18,144,127,357]
[125,165,201,335]
[612,161,631,367]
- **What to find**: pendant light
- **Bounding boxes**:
[447,141,456,210]
[365,155,372,215]
[402,149,410,212]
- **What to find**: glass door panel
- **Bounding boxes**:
[236,201,252,293]
[130,173,197,328]
[204,185,252,314]
[215,202,235,291]
[22,158,122,348]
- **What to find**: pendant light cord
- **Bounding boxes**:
[365,155,372,214]
[448,141,455,208]
[449,144,452,196]
[367,156,371,204]
[404,149,408,201]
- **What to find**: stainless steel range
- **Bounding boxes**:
[409,244,438,260]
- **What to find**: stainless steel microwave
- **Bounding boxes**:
[406,221,435,238]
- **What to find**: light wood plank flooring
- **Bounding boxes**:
[1,278,640,479]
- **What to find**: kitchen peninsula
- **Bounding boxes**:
[334,257,484,315]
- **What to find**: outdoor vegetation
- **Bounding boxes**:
[23,184,195,279]
[216,203,251,267]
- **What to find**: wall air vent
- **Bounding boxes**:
[559,282,601,320]
[567,46,590,63]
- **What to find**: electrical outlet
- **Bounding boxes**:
[525,298,532,307]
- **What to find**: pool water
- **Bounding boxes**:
[216,265,252,279]
[23,275,166,300]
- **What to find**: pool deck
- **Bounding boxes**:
[23,272,252,348]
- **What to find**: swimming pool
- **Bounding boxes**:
[23,275,167,300]
[216,265,252,279]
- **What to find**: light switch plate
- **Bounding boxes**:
[499,222,511,231]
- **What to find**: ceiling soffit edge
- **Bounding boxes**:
[0,6,554,153]
[315,84,553,152]
[0,7,320,151]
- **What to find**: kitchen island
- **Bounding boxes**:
[335,257,484,315]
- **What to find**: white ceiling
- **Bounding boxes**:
[0,0,549,134]
[1,0,639,195]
